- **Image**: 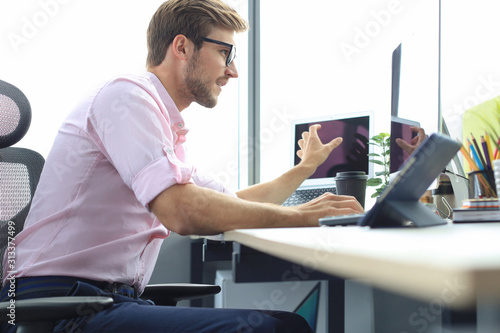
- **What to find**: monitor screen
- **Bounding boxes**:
[389,116,420,173]
[292,112,372,180]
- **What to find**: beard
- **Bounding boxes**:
[183,52,218,109]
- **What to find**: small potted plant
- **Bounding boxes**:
[367,133,390,198]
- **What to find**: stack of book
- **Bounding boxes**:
[453,198,500,223]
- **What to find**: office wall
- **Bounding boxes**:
[440,0,500,141]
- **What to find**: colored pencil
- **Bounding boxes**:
[468,138,484,170]
[481,136,492,169]
[471,133,487,170]
[484,131,495,164]
[459,143,479,171]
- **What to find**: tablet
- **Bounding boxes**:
[319,133,461,228]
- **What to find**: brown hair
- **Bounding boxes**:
[146,0,248,68]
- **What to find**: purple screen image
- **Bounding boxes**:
[390,121,417,173]
[293,116,370,179]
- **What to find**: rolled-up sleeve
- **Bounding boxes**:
[132,149,195,208]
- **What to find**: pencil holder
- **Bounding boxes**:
[493,160,500,200]
[468,170,497,198]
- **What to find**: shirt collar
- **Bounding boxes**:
[145,71,188,135]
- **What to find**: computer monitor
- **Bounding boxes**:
[391,44,402,117]
[291,111,374,184]
[389,116,420,173]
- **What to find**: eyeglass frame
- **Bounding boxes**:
[201,37,236,67]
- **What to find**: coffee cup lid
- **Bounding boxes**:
[335,171,367,180]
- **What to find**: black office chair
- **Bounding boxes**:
[0,79,220,332]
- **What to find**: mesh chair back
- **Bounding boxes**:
[0,80,31,149]
[0,80,45,281]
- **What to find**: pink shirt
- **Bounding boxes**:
[9,72,234,293]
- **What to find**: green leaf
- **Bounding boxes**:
[368,132,391,198]
[369,159,385,166]
[366,178,382,186]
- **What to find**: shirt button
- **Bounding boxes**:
[178,123,184,128]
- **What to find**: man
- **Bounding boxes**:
[1,0,363,332]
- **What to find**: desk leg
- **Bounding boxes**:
[190,239,204,307]
[231,244,346,332]
[327,277,345,333]
[442,307,476,332]
[477,299,500,332]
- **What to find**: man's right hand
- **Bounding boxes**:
[294,192,364,225]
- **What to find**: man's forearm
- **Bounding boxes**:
[236,163,315,204]
[150,183,307,235]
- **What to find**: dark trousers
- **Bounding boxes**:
[1,281,313,333]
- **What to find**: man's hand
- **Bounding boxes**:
[151,184,365,235]
[236,125,342,205]
[395,126,427,155]
[296,124,343,172]
[294,192,364,225]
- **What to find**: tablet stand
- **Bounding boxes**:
[360,199,447,228]
[358,133,461,228]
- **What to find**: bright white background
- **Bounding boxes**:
[440,0,500,142]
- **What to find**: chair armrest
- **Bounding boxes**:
[0,296,113,333]
[0,296,114,322]
[141,283,221,306]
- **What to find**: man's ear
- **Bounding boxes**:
[171,34,193,62]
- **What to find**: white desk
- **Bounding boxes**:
[223,223,500,310]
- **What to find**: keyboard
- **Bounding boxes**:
[282,187,336,206]
[318,213,366,226]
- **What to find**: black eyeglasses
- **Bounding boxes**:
[201,37,236,67]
